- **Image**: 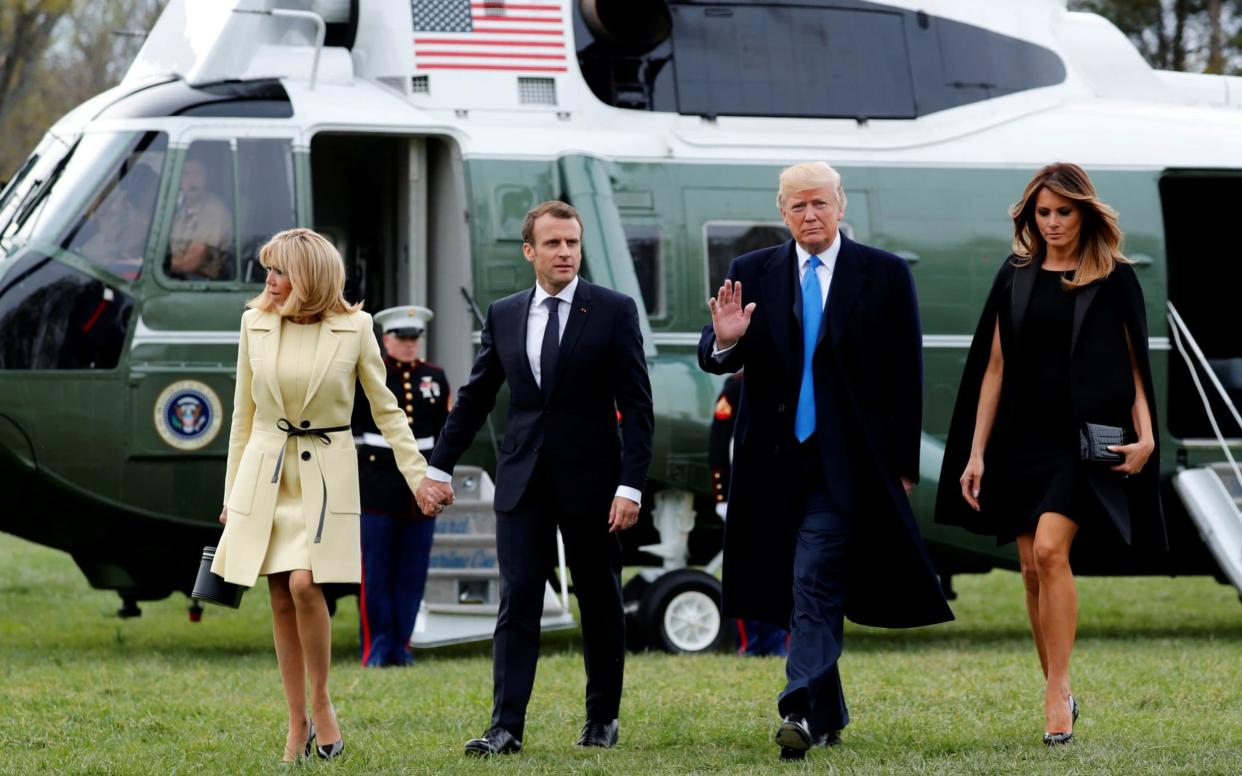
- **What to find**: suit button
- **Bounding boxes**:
[301,451,311,461]
[300,420,310,428]
[773,445,781,455]
[368,454,376,462]
[534,445,541,453]
[777,403,786,413]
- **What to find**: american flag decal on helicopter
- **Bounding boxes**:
[412,0,568,74]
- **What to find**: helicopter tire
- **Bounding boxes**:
[637,569,724,654]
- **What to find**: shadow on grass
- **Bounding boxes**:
[844,621,1242,653]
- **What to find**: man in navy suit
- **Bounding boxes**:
[699,162,953,761]
[417,200,653,756]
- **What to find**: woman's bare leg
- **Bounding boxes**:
[289,569,340,745]
[1032,512,1079,734]
[1015,534,1049,679]
[269,573,311,760]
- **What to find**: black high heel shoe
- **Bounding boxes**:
[281,718,315,763]
[315,708,344,760]
[316,739,345,760]
[1043,695,1078,746]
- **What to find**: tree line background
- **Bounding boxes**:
[0,0,1240,178]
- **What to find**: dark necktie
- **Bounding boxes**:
[540,296,561,398]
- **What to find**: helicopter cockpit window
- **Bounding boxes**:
[0,251,133,370]
[165,141,236,282]
[0,131,168,280]
[61,133,166,281]
[705,222,791,291]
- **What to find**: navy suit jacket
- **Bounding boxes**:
[699,236,953,629]
[430,278,653,514]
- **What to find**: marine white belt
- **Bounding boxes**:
[357,432,435,452]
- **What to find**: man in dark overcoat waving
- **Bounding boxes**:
[698,162,953,761]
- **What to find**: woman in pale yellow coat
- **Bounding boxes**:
[213,228,428,761]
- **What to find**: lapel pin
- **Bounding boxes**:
[580,307,588,313]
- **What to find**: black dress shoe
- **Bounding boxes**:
[464,726,522,757]
[774,714,813,751]
[576,719,619,748]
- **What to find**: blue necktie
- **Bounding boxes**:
[795,255,823,442]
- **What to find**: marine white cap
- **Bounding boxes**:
[375,305,433,337]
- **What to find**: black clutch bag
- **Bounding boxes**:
[191,546,245,608]
[1079,423,1128,463]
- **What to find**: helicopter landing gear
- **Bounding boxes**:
[117,596,142,618]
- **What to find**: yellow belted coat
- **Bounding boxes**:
[212,308,427,586]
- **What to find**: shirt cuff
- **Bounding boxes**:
[426,467,452,483]
[615,485,642,506]
[712,342,736,361]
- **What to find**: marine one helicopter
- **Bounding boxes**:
[1,0,1241,653]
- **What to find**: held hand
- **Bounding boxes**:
[219,506,227,525]
[708,279,757,350]
[960,455,984,512]
[901,477,914,498]
[416,479,454,515]
[1109,438,1155,476]
[608,496,640,533]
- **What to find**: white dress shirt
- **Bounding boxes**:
[713,231,841,359]
[428,274,641,506]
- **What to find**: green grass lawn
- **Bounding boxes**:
[2,531,1241,775]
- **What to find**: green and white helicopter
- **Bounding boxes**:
[1,0,1240,653]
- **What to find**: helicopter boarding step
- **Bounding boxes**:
[1173,463,1242,591]
[410,465,575,648]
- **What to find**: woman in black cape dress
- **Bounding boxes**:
[935,163,1166,746]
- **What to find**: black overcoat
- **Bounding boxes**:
[934,256,1167,550]
[698,236,954,629]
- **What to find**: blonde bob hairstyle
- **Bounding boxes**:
[247,228,362,318]
[1010,162,1130,289]
[777,161,847,211]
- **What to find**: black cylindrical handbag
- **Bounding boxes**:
[191,546,245,608]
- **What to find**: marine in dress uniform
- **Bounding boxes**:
[709,372,789,658]
[353,305,451,667]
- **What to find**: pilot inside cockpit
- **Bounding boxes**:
[165,154,234,280]
[67,163,159,281]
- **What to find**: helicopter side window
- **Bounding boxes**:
[164,141,236,282]
[0,251,133,370]
[704,222,791,291]
[623,224,665,319]
[61,133,166,282]
[235,138,297,284]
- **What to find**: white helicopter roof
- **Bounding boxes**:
[101,0,1242,173]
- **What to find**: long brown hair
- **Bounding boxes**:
[1009,162,1130,289]
[247,228,362,319]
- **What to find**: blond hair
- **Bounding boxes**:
[1010,162,1130,289]
[777,162,847,211]
[247,228,362,318]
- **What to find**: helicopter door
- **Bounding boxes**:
[125,134,299,520]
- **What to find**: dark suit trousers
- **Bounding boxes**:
[491,460,625,738]
[778,442,853,734]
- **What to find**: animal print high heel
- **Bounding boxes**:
[1042,695,1078,746]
